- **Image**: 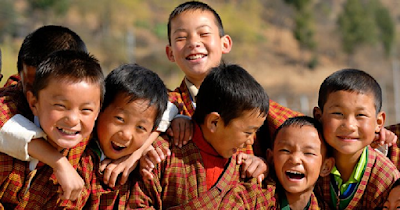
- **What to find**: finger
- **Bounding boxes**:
[166,127,174,137]
[147,149,161,164]
[161,146,171,157]
[142,169,154,181]
[155,147,165,161]
[99,158,112,172]
[182,121,191,145]
[246,162,260,178]
[380,128,386,145]
[119,170,129,185]
[257,174,265,184]
[237,153,247,165]
[103,164,117,185]
[61,187,71,201]
[241,159,251,178]
[70,188,81,201]
[108,168,122,188]
[171,123,180,146]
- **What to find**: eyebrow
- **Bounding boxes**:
[172,25,212,35]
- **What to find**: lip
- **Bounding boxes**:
[56,127,80,138]
[337,136,359,141]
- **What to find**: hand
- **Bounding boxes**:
[140,146,170,181]
[371,127,397,148]
[237,153,268,184]
[53,157,84,201]
[100,150,141,188]
[167,116,193,148]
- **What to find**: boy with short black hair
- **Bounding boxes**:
[314,69,400,209]
[220,116,335,209]
[0,50,104,209]
[165,1,301,156]
[129,63,269,209]
[270,116,334,209]
[0,25,90,201]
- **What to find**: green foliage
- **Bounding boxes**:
[0,0,16,41]
[284,0,312,11]
[293,9,316,50]
[338,0,377,54]
[374,3,395,56]
[28,0,70,15]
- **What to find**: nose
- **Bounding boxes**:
[64,110,80,126]
[341,116,357,131]
[288,153,302,164]
[245,135,255,146]
[187,35,201,49]
[118,129,133,142]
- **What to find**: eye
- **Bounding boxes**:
[114,116,124,123]
[54,104,66,109]
[304,152,316,156]
[82,108,94,113]
[200,32,211,37]
[137,125,147,132]
[278,149,290,153]
[331,112,343,116]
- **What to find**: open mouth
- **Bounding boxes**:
[111,141,126,151]
[57,127,79,135]
[186,54,206,60]
[286,170,305,180]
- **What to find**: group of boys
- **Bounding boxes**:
[0,1,399,209]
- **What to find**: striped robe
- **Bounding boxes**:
[127,132,245,209]
[317,146,400,210]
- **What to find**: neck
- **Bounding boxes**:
[185,76,203,89]
[285,190,312,210]
[333,149,363,182]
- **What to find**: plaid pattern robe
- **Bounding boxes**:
[0,82,92,208]
[385,124,400,170]
[317,146,400,210]
[79,140,132,210]
[3,74,20,88]
[127,134,245,209]
[168,79,302,156]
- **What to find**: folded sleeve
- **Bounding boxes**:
[0,114,46,161]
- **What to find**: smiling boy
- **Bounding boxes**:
[129,63,269,209]
[314,69,400,209]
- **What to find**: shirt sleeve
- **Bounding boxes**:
[156,101,179,132]
[0,114,46,161]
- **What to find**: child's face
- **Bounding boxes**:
[384,185,400,210]
[96,93,156,160]
[315,91,384,157]
[166,10,232,86]
[273,125,327,195]
[207,110,265,158]
[28,79,101,151]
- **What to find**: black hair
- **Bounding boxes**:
[102,64,168,130]
[32,50,104,105]
[167,1,224,45]
[318,69,382,113]
[17,25,87,73]
[192,63,269,126]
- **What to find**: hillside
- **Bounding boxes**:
[1,0,399,124]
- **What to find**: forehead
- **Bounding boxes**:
[274,125,323,149]
[107,93,157,120]
[324,90,376,111]
[171,9,219,29]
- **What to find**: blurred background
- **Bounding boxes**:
[0,0,399,124]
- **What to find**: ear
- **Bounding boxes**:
[165,44,175,62]
[320,157,334,177]
[26,90,39,116]
[313,107,322,121]
[375,111,386,133]
[205,112,221,133]
[221,35,232,54]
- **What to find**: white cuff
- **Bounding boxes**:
[0,114,46,161]
[156,102,179,132]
